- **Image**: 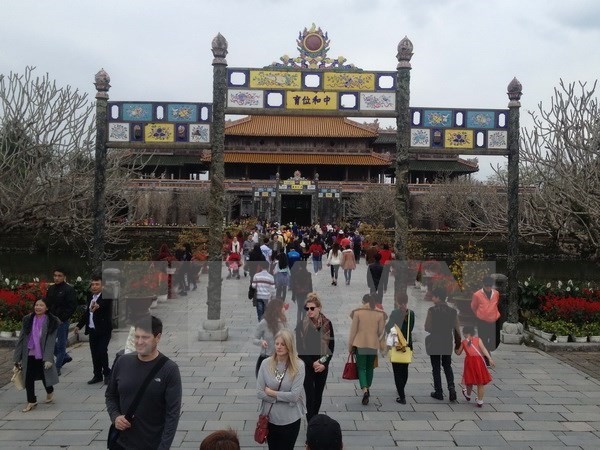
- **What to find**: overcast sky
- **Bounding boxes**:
[2,0,599,179]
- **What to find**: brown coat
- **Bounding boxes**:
[340,249,356,270]
[348,305,387,353]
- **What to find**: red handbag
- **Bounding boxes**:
[254,414,269,444]
[255,365,287,444]
[342,352,358,380]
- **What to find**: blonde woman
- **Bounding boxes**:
[256,329,306,450]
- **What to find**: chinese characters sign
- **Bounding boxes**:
[227,68,396,115]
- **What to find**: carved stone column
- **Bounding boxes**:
[394,36,413,295]
[502,77,524,345]
[200,33,228,341]
[92,69,110,274]
[312,172,319,225]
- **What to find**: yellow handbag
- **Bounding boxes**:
[390,311,413,364]
[11,366,24,391]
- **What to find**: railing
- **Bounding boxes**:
[127,178,537,194]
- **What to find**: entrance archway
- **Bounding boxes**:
[281,194,311,225]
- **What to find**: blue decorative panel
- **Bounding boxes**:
[467,111,495,129]
[122,103,153,121]
[167,104,198,122]
[423,110,452,128]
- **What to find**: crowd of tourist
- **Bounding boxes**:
[10,220,502,449]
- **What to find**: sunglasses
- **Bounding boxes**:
[304,306,317,311]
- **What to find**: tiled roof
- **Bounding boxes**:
[225,116,378,138]
[224,152,390,166]
[409,160,478,173]
[373,132,397,144]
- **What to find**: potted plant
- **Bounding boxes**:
[582,322,600,343]
[0,319,14,338]
[538,320,555,341]
[571,324,588,343]
[552,320,573,343]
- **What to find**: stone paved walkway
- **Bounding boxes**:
[1,263,600,448]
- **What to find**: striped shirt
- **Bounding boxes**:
[252,270,276,300]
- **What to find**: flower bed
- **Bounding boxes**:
[0,277,89,334]
[520,277,600,343]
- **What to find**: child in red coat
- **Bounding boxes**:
[455,325,495,407]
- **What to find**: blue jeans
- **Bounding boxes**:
[312,256,322,273]
[344,269,353,283]
[256,299,268,322]
[54,321,70,369]
[275,272,289,300]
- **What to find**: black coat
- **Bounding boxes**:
[45,282,77,322]
[367,262,384,289]
[76,293,113,335]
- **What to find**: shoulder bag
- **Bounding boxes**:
[390,311,413,364]
[342,352,358,380]
[254,365,287,444]
[248,275,257,300]
[107,355,168,449]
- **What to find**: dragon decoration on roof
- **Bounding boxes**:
[268,23,359,70]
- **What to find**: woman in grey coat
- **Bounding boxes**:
[13,298,61,412]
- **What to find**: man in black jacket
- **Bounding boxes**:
[44,268,77,375]
[367,252,384,304]
[424,287,461,402]
[75,275,113,384]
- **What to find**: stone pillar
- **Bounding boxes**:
[394,36,413,295]
[92,69,110,274]
[312,172,319,225]
[502,77,524,345]
[274,172,281,225]
[200,33,228,341]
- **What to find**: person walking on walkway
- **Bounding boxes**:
[455,325,495,407]
[74,275,113,385]
[326,242,342,286]
[385,291,415,404]
[424,287,461,402]
[13,298,61,412]
[106,315,182,450]
[273,249,290,301]
[251,261,276,322]
[308,237,325,274]
[296,293,335,422]
[44,268,77,376]
[471,276,501,354]
[348,294,386,405]
[253,299,288,377]
[256,329,306,450]
[367,253,384,304]
[290,261,313,326]
[340,244,357,285]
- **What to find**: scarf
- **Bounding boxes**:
[302,314,332,356]
[27,314,46,360]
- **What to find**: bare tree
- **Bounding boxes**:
[348,185,395,226]
[0,67,137,255]
[519,80,600,259]
[415,80,600,260]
